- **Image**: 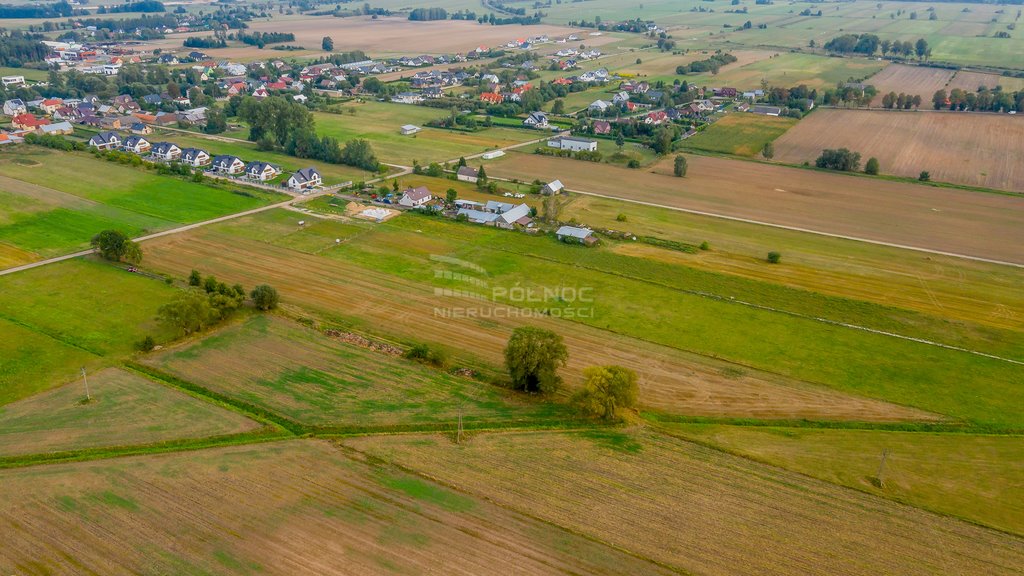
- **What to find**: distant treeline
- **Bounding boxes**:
[98,1,165,14]
[408,7,447,21]
[0,0,82,18]
[232,31,295,48]
[184,36,227,49]
[0,31,48,66]
[677,53,737,75]
[307,50,370,66]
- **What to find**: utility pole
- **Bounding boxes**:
[875,448,890,487]
[81,367,90,402]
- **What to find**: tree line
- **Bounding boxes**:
[232,31,295,48]
[932,87,1024,112]
[0,0,80,18]
[98,1,165,14]
[676,52,738,75]
[824,34,930,60]
[0,31,48,67]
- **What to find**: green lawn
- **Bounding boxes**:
[146,315,570,431]
[314,102,544,165]
[0,258,179,405]
[0,66,48,82]
[681,112,797,156]
[662,423,1024,536]
[0,368,260,458]
[0,148,285,258]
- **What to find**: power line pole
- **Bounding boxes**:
[875,448,890,487]
[81,367,91,402]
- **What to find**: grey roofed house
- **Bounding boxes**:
[150,142,179,156]
[40,121,73,135]
[180,147,209,163]
[88,131,120,147]
[457,166,479,178]
[122,134,149,149]
[750,105,782,116]
[484,200,515,214]
[457,208,500,224]
[143,94,162,105]
[524,111,549,126]
[541,179,564,195]
[213,155,244,171]
[556,225,594,240]
[289,167,321,186]
[498,203,531,225]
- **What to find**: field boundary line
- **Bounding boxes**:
[563,186,1024,268]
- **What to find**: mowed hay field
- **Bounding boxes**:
[0,368,259,458]
[0,440,674,575]
[772,109,1024,192]
[665,423,1024,535]
[347,430,1024,576]
[139,220,939,424]
[145,315,566,430]
[681,112,797,156]
[483,151,1024,264]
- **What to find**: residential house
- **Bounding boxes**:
[293,94,308,104]
[251,87,270,99]
[456,166,479,183]
[39,98,63,114]
[40,121,74,135]
[112,94,140,113]
[212,155,245,174]
[11,113,49,131]
[592,119,612,135]
[541,180,564,195]
[400,124,422,135]
[392,92,424,104]
[399,186,433,208]
[523,111,549,128]
[612,91,631,105]
[556,225,597,245]
[588,100,612,113]
[714,87,738,98]
[547,135,598,152]
[645,110,669,125]
[287,167,322,190]
[150,142,182,161]
[1,75,26,87]
[180,148,211,167]
[480,92,504,104]
[88,131,121,150]
[735,102,750,113]
[3,99,27,116]
[246,161,280,181]
[496,203,532,229]
[122,134,152,154]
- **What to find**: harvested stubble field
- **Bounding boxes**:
[0,440,673,575]
[0,368,259,458]
[681,112,797,156]
[484,151,1024,264]
[681,52,885,91]
[665,423,1024,535]
[138,219,943,424]
[247,15,614,56]
[145,315,566,429]
[346,430,1024,576]
[772,109,1024,192]
[865,64,955,104]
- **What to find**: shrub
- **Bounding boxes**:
[865,157,880,175]
[137,335,156,352]
[250,284,280,310]
[403,343,449,368]
[767,251,782,264]
[919,170,931,181]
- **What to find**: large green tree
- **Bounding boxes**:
[90,230,141,263]
[504,327,568,394]
[158,290,218,335]
[572,365,639,421]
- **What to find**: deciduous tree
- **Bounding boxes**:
[504,327,568,394]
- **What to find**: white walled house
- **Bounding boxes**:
[212,155,246,174]
[150,142,181,161]
[547,136,597,152]
[399,186,432,207]
[180,148,211,167]
[287,167,322,190]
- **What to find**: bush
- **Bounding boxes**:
[865,157,880,175]
[137,335,156,352]
[919,170,931,181]
[815,148,861,172]
[250,284,280,310]
[616,213,628,222]
[403,343,449,368]
[767,251,782,264]
[571,365,639,421]
[699,241,710,251]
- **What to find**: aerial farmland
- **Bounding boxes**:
[1,0,1023,573]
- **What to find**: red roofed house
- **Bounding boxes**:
[552,77,573,86]
[40,98,63,114]
[645,110,668,125]
[12,113,50,131]
[593,119,611,135]
[480,92,503,104]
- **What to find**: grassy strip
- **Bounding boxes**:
[641,412,1024,436]
[0,428,291,470]
[124,361,307,435]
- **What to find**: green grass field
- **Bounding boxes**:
[314,101,544,165]
[0,66,47,82]
[146,314,570,430]
[662,423,1024,536]
[0,368,260,458]
[681,112,797,156]
[0,148,285,259]
[0,258,179,405]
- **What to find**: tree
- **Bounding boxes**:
[204,109,227,134]
[919,171,930,182]
[158,290,219,335]
[188,269,202,286]
[815,148,861,171]
[250,284,279,310]
[673,154,687,177]
[90,230,141,263]
[761,142,774,160]
[572,365,639,420]
[865,157,880,175]
[446,188,457,204]
[504,327,568,394]
[322,36,334,51]
[551,99,565,114]
[457,156,467,167]
[915,38,929,60]
[340,138,380,171]
[932,89,947,110]
[542,194,561,222]
[615,132,625,150]
[476,165,488,187]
